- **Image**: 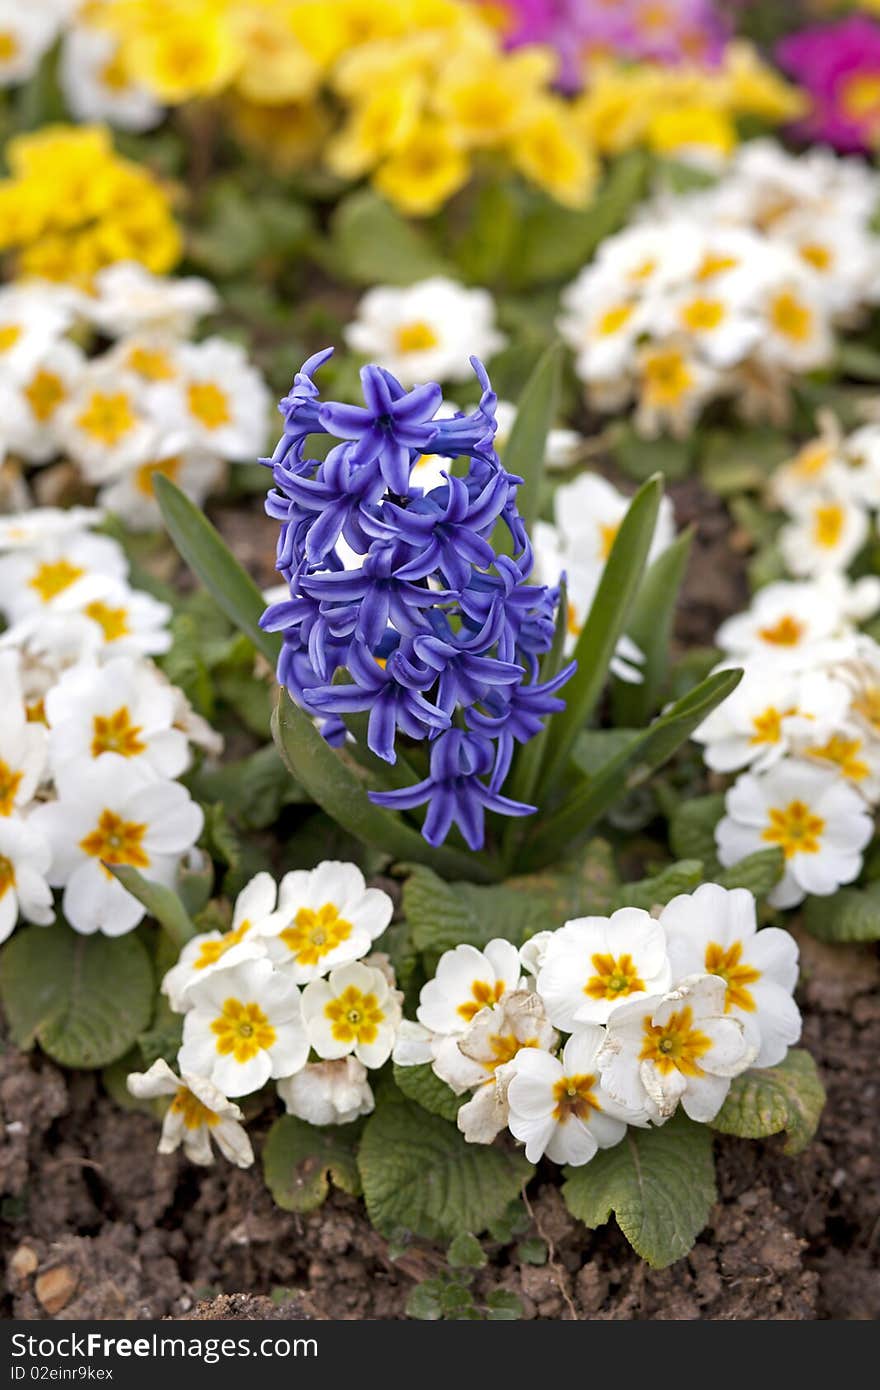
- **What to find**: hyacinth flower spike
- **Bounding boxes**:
[261,350,574,852]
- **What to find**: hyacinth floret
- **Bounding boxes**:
[261,350,575,850]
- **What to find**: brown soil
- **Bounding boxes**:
[2,924,877,1322]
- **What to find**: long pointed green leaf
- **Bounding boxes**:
[502,341,562,530]
[536,474,664,799]
[612,527,694,726]
[153,473,280,666]
[272,690,497,883]
[108,864,197,951]
[522,667,742,869]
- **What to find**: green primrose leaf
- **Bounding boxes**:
[393,1063,462,1123]
[0,924,154,1069]
[153,473,280,667]
[711,1050,825,1155]
[537,474,664,801]
[668,793,726,876]
[503,341,562,531]
[717,847,785,899]
[612,859,704,911]
[803,879,880,942]
[562,1111,716,1269]
[447,1232,487,1269]
[326,188,453,286]
[263,1114,363,1213]
[358,1092,532,1242]
[402,842,617,968]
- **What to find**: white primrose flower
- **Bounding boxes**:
[301,960,402,1069]
[344,277,507,386]
[660,884,801,1068]
[716,762,874,910]
[532,529,646,679]
[161,872,276,1012]
[0,651,48,817]
[179,956,309,1097]
[634,339,719,439]
[149,338,269,460]
[693,666,852,774]
[57,367,158,482]
[127,1059,254,1167]
[87,263,219,339]
[432,989,558,1145]
[257,860,393,984]
[98,444,225,532]
[0,507,103,551]
[277,1057,375,1126]
[755,275,833,374]
[551,471,675,574]
[558,286,654,384]
[416,938,523,1035]
[8,339,87,463]
[0,531,128,624]
[596,974,754,1123]
[838,424,880,508]
[714,579,856,671]
[0,286,72,382]
[519,930,554,979]
[0,815,54,943]
[537,908,672,1030]
[779,492,870,578]
[658,282,762,370]
[45,656,191,780]
[507,1028,645,1166]
[0,4,62,85]
[30,758,204,935]
[51,575,173,658]
[771,420,847,511]
[60,23,163,132]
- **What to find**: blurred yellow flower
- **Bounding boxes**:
[647,104,737,160]
[0,124,180,286]
[374,120,470,216]
[511,99,599,209]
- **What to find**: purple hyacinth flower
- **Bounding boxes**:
[318,365,442,496]
[370,729,535,850]
[300,543,452,647]
[375,470,510,590]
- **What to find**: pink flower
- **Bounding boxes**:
[777,15,880,153]
[487,0,728,89]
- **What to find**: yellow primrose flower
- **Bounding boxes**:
[292,0,409,69]
[232,3,322,106]
[373,119,470,217]
[116,3,240,103]
[432,46,558,148]
[510,98,599,209]
[572,66,657,154]
[326,78,425,179]
[647,103,737,160]
[230,95,330,173]
[721,40,808,123]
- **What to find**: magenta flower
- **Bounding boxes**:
[777,15,880,153]
[489,0,727,89]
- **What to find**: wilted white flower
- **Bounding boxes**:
[277,1057,374,1125]
[597,974,754,1122]
[416,939,522,1036]
[127,1058,254,1167]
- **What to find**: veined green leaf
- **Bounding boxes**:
[537,475,664,801]
[109,864,197,950]
[562,1112,716,1269]
[803,880,880,943]
[264,1114,363,1212]
[612,527,694,726]
[272,688,496,883]
[153,474,280,667]
[503,341,562,531]
[523,667,742,868]
[711,1050,825,1155]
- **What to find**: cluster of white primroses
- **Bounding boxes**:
[0,505,215,940]
[532,469,676,678]
[694,572,880,908]
[559,140,880,437]
[0,3,163,131]
[769,413,880,580]
[0,264,269,529]
[128,862,401,1167]
[394,883,801,1166]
